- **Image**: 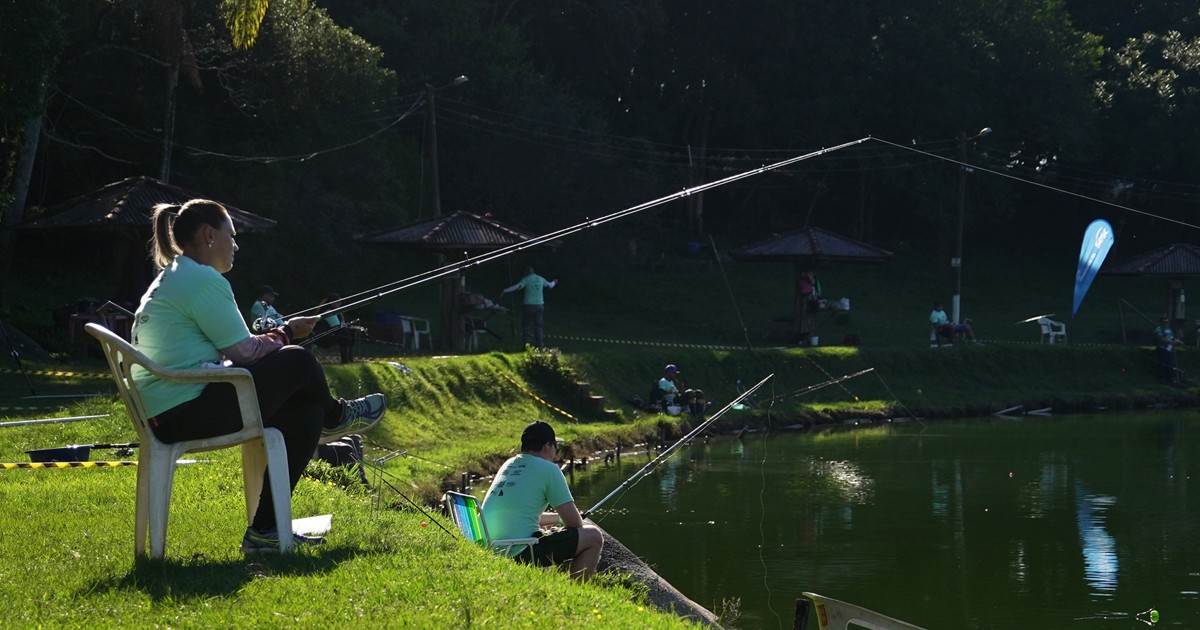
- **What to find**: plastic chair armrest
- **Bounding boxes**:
[144,366,266,433]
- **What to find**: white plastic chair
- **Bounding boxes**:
[85,323,294,557]
[399,316,431,351]
[1037,317,1067,344]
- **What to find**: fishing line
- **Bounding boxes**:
[756,430,783,630]
[794,352,864,402]
[583,374,775,519]
[869,136,1200,231]
[281,137,872,321]
[872,370,926,427]
[756,379,783,628]
[355,454,457,538]
[755,368,875,405]
[709,234,753,350]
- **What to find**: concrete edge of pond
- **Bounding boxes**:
[595,522,723,628]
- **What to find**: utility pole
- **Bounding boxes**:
[424,83,441,218]
[424,75,468,219]
[952,126,992,325]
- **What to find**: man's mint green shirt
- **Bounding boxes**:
[131,256,252,417]
[481,453,574,556]
[511,274,554,305]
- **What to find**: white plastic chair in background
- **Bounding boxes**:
[400,316,432,351]
[1037,317,1067,344]
[86,323,294,557]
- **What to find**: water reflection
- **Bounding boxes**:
[1075,483,1119,598]
[570,412,1200,628]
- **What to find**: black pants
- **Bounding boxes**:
[522,304,546,348]
[151,346,342,529]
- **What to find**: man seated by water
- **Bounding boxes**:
[481,420,603,580]
[651,364,706,417]
[929,300,979,345]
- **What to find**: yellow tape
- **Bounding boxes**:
[495,371,578,422]
[1,461,137,469]
[0,367,109,378]
[545,335,745,351]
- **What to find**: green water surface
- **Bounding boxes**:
[568,412,1200,629]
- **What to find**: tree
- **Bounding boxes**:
[0,0,65,309]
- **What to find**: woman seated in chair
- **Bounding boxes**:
[132,199,388,553]
[929,300,978,345]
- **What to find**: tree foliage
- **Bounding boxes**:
[7,0,1200,309]
[222,0,269,49]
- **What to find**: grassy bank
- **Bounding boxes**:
[2,342,1194,628]
[2,237,1195,626]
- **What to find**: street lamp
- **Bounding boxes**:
[952,126,992,325]
[424,75,469,218]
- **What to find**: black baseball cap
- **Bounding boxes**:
[260,285,279,296]
[521,420,563,451]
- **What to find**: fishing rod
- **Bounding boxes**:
[284,137,872,321]
[361,437,454,469]
[0,414,109,429]
[755,367,875,405]
[356,455,458,538]
[582,373,775,519]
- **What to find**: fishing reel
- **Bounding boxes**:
[251,316,280,333]
[251,299,281,333]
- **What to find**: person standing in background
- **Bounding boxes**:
[502,267,558,348]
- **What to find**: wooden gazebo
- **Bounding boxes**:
[356,211,554,351]
[1101,243,1200,323]
[19,176,276,303]
[730,227,893,345]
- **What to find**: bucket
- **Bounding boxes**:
[809,336,819,346]
[666,405,682,416]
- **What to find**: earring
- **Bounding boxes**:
[207,240,213,248]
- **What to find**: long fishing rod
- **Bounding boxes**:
[356,455,458,538]
[285,137,872,320]
[361,437,454,469]
[755,367,875,405]
[583,373,775,519]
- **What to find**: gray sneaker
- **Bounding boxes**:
[240,526,325,553]
[324,393,386,438]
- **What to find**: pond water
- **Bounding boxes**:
[566,412,1200,629]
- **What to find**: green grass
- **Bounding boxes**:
[1,236,1193,626]
[0,447,691,628]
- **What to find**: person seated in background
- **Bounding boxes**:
[929,300,978,345]
[481,421,603,580]
[248,285,286,332]
[651,364,706,417]
[1155,315,1184,385]
[313,292,358,364]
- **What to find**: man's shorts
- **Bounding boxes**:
[517,526,579,567]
